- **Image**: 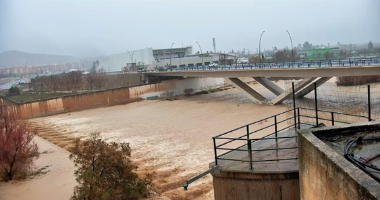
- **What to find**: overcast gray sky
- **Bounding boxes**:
[1,0,379,58]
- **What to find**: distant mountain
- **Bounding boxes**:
[0,50,80,68]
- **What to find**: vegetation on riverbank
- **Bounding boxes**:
[336,76,380,86]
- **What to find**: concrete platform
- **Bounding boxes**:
[211,128,303,200]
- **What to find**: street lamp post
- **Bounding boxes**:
[77,58,85,70]
[286,30,294,62]
[170,43,175,68]
[126,50,135,68]
[259,31,265,68]
[196,41,203,66]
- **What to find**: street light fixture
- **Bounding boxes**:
[77,58,85,71]
[195,41,203,66]
[286,30,294,62]
[127,50,135,68]
[169,43,175,68]
[259,31,265,68]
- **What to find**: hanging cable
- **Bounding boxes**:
[344,136,380,183]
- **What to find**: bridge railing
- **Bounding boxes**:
[161,57,380,72]
[212,106,371,170]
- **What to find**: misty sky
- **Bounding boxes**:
[1,0,379,58]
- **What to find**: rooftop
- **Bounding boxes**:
[153,46,192,55]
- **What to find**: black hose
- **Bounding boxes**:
[344,137,380,183]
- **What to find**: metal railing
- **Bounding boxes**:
[183,82,375,190]
[160,57,380,72]
[212,107,371,170]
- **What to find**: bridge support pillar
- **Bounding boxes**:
[228,78,266,104]
[253,77,284,95]
[295,77,331,98]
[270,78,319,105]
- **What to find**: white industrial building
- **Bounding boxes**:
[99,48,155,71]
[98,46,236,71]
[153,46,193,61]
[153,53,236,68]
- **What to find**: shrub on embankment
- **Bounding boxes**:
[69,132,151,200]
[336,76,380,86]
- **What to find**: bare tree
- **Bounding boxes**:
[85,72,97,91]
[63,73,73,91]
[48,75,60,92]
[324,51,334,60]
[29,78,37,91]
[0,102,39,181]
[95,68,107,90]
[129,64,138,72]
[37,77,46,92]
[68,71,83,92]
[122,65,129,73]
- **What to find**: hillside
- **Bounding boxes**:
[0,50,79,68]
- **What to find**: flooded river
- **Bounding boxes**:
[28,78,379,200]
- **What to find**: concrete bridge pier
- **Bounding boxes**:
[228,78,266,104]
[269,78,319,105]
[253,77,284,95]
[294,77,331,98]
[227,77,332,105]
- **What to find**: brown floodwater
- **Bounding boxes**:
[28,78,379,199]
[29,83,288,200]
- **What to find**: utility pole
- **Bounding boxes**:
[259,31,265,68]
[196,41,203,66]
[286,30,294,62]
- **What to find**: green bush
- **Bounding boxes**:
[8,86,20,95]
[69,133,150,200]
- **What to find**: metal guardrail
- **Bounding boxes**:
[182,106,372,190]
[182,82,374,190]
[212,107,371,170]
[159,57,380,72]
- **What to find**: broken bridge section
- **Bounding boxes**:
[227,77,332,105]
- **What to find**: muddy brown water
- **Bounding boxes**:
[28,80,378,199]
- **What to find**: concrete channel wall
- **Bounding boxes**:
[212,171,300,200]
[1,77,225,119]
[298,125,380,200]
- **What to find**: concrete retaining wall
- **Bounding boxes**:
[212,171,299,200]
[1,77,224,119]
[140,77,225,99]
[298,126,380,200]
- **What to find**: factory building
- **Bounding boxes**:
[98,45,236,71]
[153,53,236,68]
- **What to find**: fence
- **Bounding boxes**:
[212,81,373,170]
[285,79,379,125]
